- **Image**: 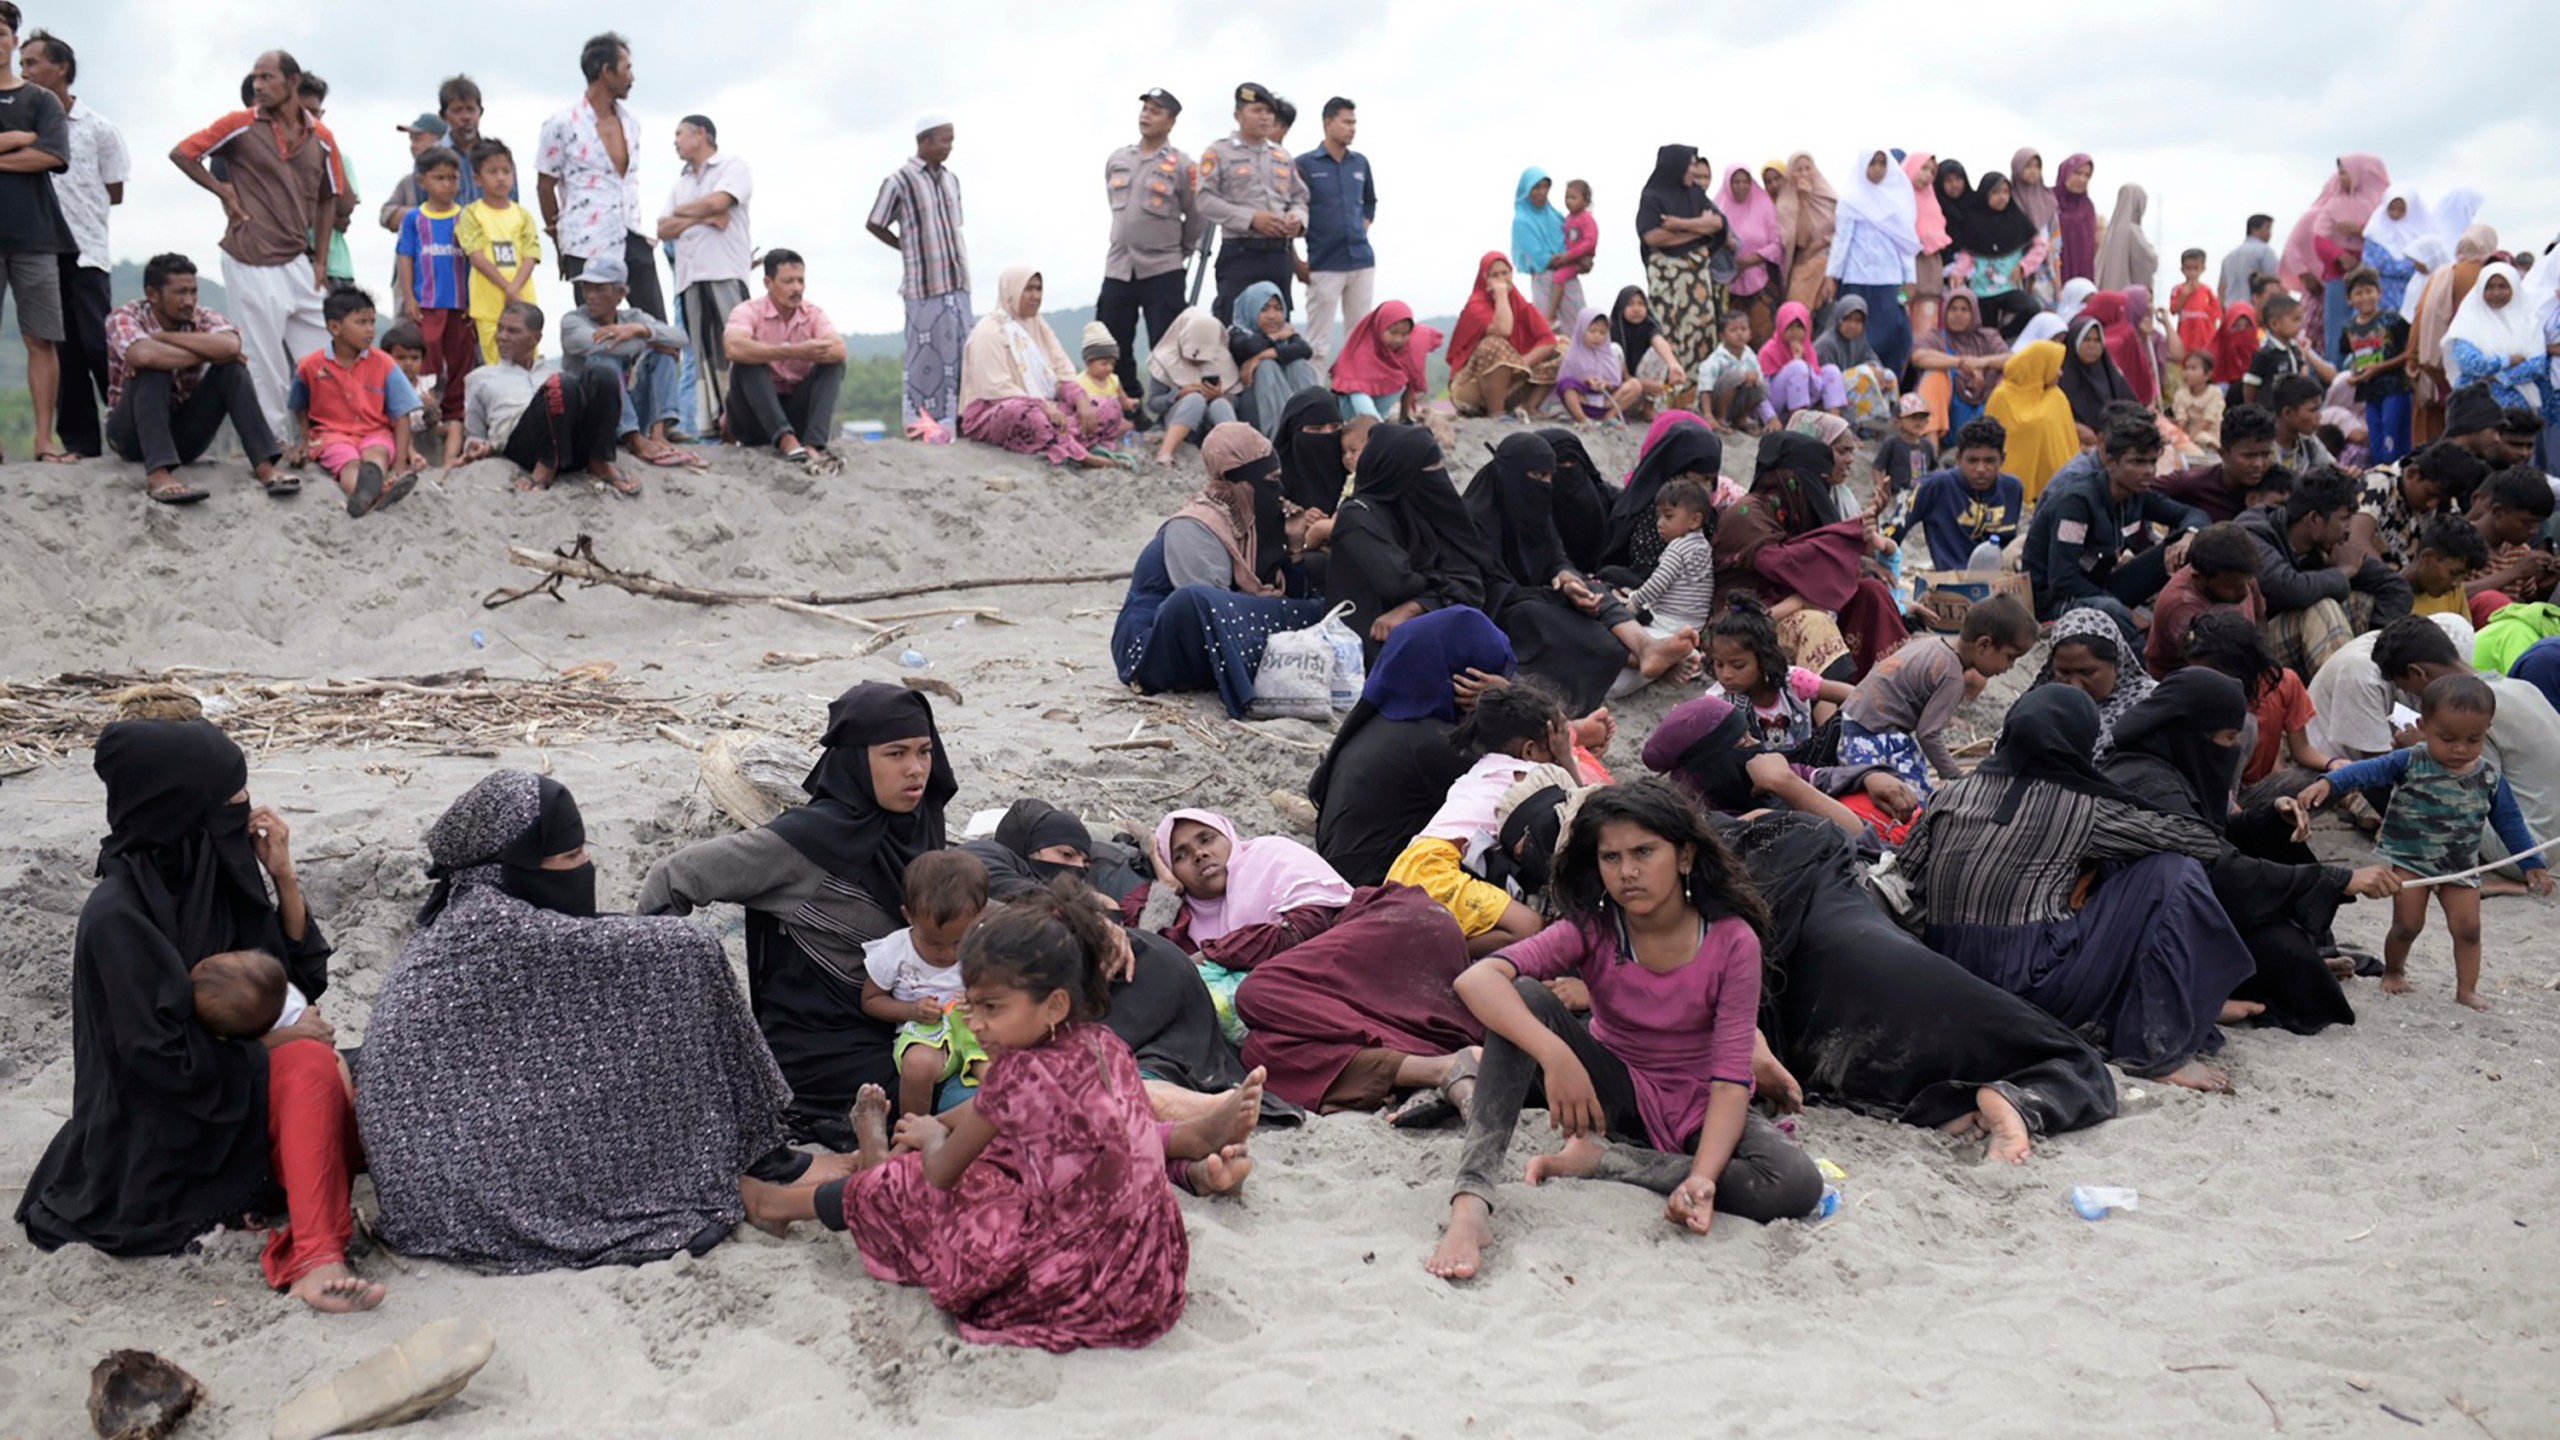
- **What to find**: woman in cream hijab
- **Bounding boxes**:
[1146,308,1244,466]
[958,266,1122,468]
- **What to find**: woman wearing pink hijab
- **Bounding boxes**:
[2281,153,2392,366]
[1141,809,1482,1116]
[1722,164,1785,344]
[1905,152,1951,338]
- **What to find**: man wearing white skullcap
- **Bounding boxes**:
[867,115,969,434]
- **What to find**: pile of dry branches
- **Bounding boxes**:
[0,667,695,774]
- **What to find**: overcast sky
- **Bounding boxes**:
[48,0,2560,339]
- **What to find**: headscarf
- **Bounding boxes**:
[2102,670,2247,822]
[2213,301,2261,385]
[1931,291,2008,405]
[1641,693,1765,813]
[2279,154,2393,288]
[2037,607,2156,752]
[1609,413,1722,561]
[1782,151,1838,258]
[1934,157,1973,213]
[1787,408,1854,451]
[2059,314,2134,428]
[2414,224,2500,375]
[2008,146,2058,233]
[1447,250,1556,371]
[1152,810,1353,942]
[2445,261,2543,365]
[1747,430,1844,536]
[2361,185,2433,262]
[762,683,957,910]
[992,798,1095,884]
[1276,387,1350,511]
[1329,298,1434,401]
[1904,152,1949,253]
[1339,422,1500,590]
[1984,340,2080,497]
[1174,423,1281,596]
[1945,169,2037,258]
[1555,304,1622,391]
[419,771,594,923]
[2054,154,2099,283]
[2016,312,2069,346]
[92,719,271,967]
[1228,280,1287,346]
[958,265,1074,408]
[2093,184,2156,293]
[2056,276,2098,326]
[1721,164,1783,293]
[2512,637,2560,716]
[1758,300,1822,378]
[1359,604,1514,723]
[1835,146,1921,258]
[2081,289,2157,406]
[1512,166,1566,273]
[1148,306,1239,390]
[1976,684,2138,822]
[1637,144,1718,257]
[1815,294,1877,372]
[1607,285,1662,373]
[1489,769,1577,897]
[1465,431,1568,585]
[1538,427,1617,572]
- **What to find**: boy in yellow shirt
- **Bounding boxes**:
[454,140,539,364]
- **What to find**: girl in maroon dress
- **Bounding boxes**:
[744,882,1256,1352]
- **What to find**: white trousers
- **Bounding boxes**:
[222,254,330,439]
[1303,267,1376,366]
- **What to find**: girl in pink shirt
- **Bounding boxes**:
[1425,780,1822,1282]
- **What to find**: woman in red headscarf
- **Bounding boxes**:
[1446,252,1561,418]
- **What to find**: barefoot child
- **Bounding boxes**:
[1705,594,1849,759]
[391,146,475,456]
[455,140,538,365]
[859,850,992,1117]
[285,287,423,519]
[1837,595,2037,794]
[742,881,1260,1351]
[1425,780,1821,1282]
[2298,673,2552,1010]
[1611,478,1718,695]
[191,948,296,1039]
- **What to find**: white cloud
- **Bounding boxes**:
[54,0,2560,339]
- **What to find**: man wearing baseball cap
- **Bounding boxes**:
[1094,88,1202,402]
[376,112,448,232]
[1194,82,1306,325]
[559,246,696,471]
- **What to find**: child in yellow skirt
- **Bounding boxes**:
[1386,680,1580,957]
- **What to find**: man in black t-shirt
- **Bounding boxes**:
[0,1,79,464]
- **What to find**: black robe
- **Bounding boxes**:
[1719,812,2119,1138]
[1307,710,1473,887]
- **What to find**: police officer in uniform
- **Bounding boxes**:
[1194,82,1307,325]
[1095,87,1204,402]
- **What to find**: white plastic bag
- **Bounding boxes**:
[1249,602,1364,722]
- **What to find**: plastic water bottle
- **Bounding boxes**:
[1966,539,2008,574]
[1814,1184,1842,1221]
[469,630,486,649]
[898,648,929,669]
[2070,1185,2140,1220]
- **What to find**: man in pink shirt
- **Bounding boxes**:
[722,248,844,474]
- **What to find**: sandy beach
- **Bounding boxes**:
[3,428,2557,1440]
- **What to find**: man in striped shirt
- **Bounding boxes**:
[866,116,969,434]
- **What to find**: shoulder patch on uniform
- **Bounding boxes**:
[2055,519,2090,545]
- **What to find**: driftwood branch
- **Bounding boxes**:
[486,536,1128,614]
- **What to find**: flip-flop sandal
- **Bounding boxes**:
[35,449,81,464]
[1386,1050,1480,1130]
[347,462,385,518]
[373,472,419,512]
[148,482,210,506]
[804,449,844,477]
[262,473,303,496]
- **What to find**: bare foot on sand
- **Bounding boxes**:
[1638,631,1699,680]
[1526,1134,1606,1186]
[1147,1080,1223,1124]
[1573,708,1616,755]
[2219,999,2266,1025]
[1170,1068,1265,1158]
[289,1262,385,1314]
[1191,1144,1254,1197]
[1426,1194,1492,1282]
[802,1151,864,1184]
[2326,954,2357,978]
[1975,1088,2032,1163]
[2456,989,2494,1013]
[853,1085,893,1166]
[2159,1060,2232,1095]
[2379,970,2413,996]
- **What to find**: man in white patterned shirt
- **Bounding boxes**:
[536,32,665,321]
